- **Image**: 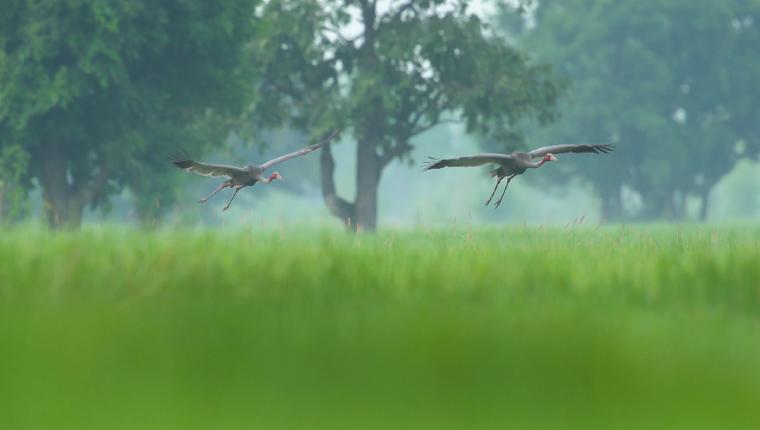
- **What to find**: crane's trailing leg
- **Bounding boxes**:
[199,182,229,203]
[485,176,505,206]
[223,185,245,211]
[494,175,517,209]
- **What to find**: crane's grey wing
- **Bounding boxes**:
[528,144,614,159]
[171,155,246,178]
[421,153,515,170]
[259,128,341,170]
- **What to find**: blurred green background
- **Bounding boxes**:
[3,226,760,429]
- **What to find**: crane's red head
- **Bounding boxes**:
[543,153,558,163]
[269,172,283,181]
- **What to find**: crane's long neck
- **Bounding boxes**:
[257,173,277,184]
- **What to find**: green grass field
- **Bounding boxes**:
[2,226,760,429]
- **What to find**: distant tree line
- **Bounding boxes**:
[2,0,756,228]
[499,0,760,221]
[0,0,560,229]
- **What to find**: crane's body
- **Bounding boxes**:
[172,129,340,211]
[221,165,264,186]
[423,144,614,208]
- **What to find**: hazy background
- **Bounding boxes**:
[1,0,758,229]
[76,128,760,228]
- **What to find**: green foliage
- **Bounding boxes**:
[249,0,563,228]
[0,144,30,221]
[507,0,760,220]
[0,0,258,227]
[252,0,563,140]
[2,226,760,429]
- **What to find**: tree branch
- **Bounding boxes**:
[320,142,355,226]
[322,24,363,45]
[264,78,300,103]
[377,87,453,166]
[411,118,464,136]
[383,0,417,23]
[380,140,412,167]
[407,89,446,131]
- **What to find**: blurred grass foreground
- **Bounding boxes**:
[2,226,760,429]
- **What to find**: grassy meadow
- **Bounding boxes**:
[2,225,760,429]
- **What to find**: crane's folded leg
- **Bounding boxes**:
[199,182,228,203]
[223,185,245,211]
[494,175,517,208]
[485,176,505,206]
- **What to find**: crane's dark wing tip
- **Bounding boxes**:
[317,128,341,145]
[420,157,443,171]
[592,144,615,154]
[172,160,194,169]
[169,150,194,169]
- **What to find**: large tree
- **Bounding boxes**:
[0,0,257,228]
[503,0,760,221]
[250,0,563,230]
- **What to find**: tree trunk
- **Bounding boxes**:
[320,142,355,229]
[637,185,675,222]
[41,147,85,229]
[659,191,689,222]
[353,139,381,232]
[669,192,685,221]
[319,140,383,232]
[699,187,711,222]
[43,191,84,229]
